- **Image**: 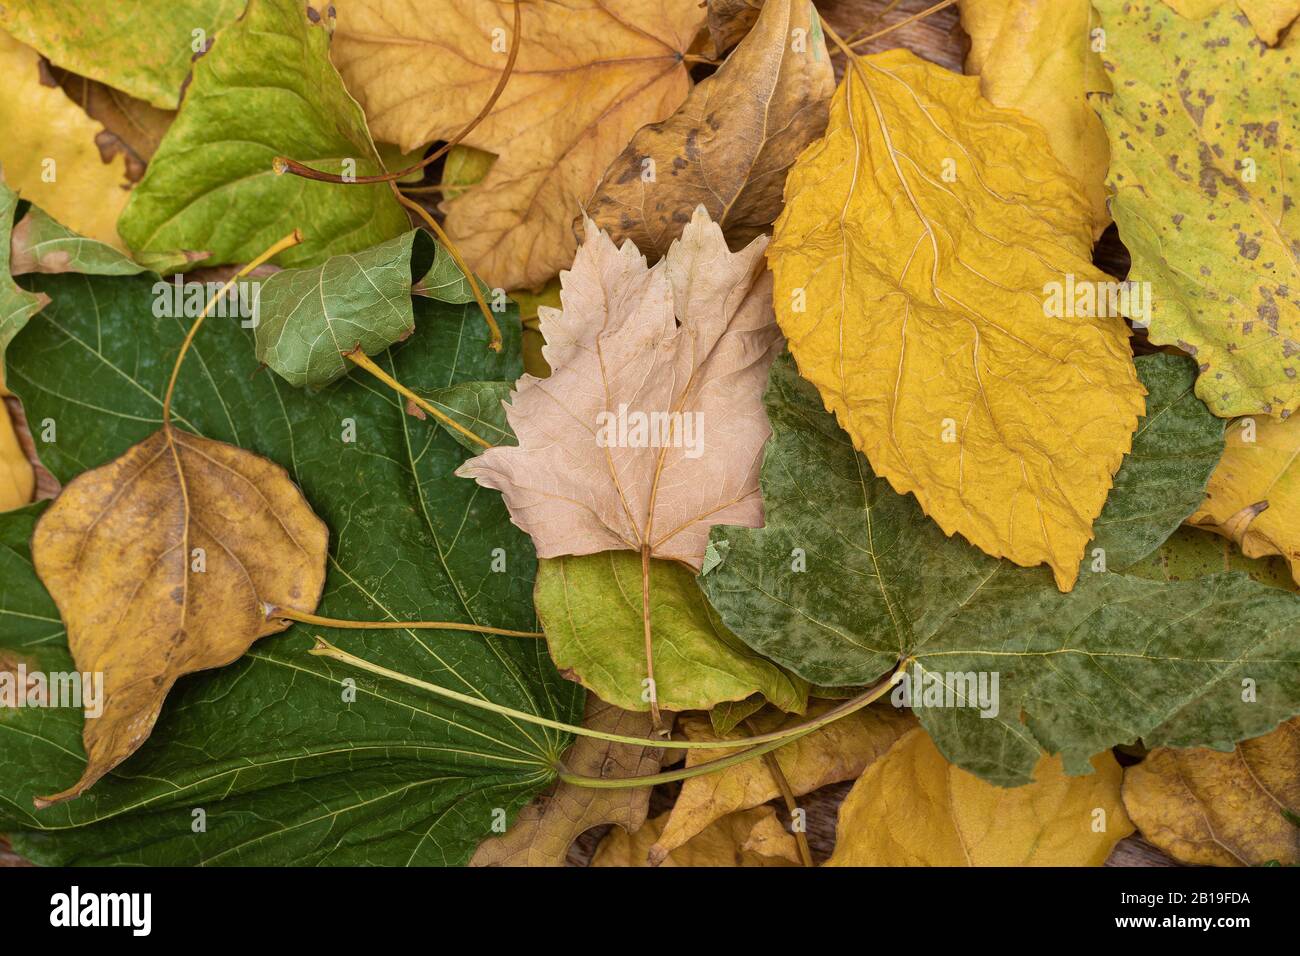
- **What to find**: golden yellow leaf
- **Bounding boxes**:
[1163,0,1300,43]
[1122,718,1300,866]
[470,697,667,867]
[0,29,132,251]
[593,806,802,867]
[826,728,1134,865]
[650,702,914,862]
[770,49,1144,591]
[331,0,708,290]
[1190,415,1300,588]
[0,403,34,511]
[32,428,329,805]
[958,0,1112,234]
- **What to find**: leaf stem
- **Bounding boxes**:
[308,636,904,756]
[268,605,541,638]
[162,230,303,424]
[640,544,663,732]
[342,347,494,449]
[272,0,521,186]
[827,0,956,55]
[747,717,814,867]
[391,185,502,352]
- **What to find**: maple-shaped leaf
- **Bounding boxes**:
[457,207,783,570]
[769,48,1145,592]
[331,0,708,290]
[701,353,1300,786]
[1094,0,1299,418]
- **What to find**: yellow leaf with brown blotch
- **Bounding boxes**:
[1162,0,1300,44]
[650,702,915,862]
[827,728,1134,866]
[958,0,1113,235]
[0,403,34,511]
[331,0,708,291]
[31,428,328,805]
[1122,718,1300,866]
[584,0,833,260]
[1190,414,1300,588]
[705,0,764,56]
[470,697,668,867]
[0,29,132,251]
[594,806,803,867]
[769,49,1144,591]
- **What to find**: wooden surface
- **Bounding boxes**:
[2,0,1175,869]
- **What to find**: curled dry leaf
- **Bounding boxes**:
[706,0,765,55]
[457,207,783,571]
[332,0,709,291]
[470,697,668,867]
[584,0,833,259]
[770,48,1144,591]
[650,702,915,863]
[1122,717,1300,866]
[1094,0,1299,419]
[593,806,803,867]
[827,728,1134,866]
[1190,414,1300,588]
[958,0,1113,234]
[0,30,132,252]
[31,427,329,804]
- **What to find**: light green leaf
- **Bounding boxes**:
[1093,0,1300,418]
[419,381,515,451]
[536,551,808,715]
[1127,524,1298,591]
[701,352,1300,785]
[0,269,582,865]
[119,0,408,271]
[0,181,49,386]
[415,242,481,304]
[11,204,195,277]
[0,0,245,109]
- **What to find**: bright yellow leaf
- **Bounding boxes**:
[1163,0,1300,43]
[1122,718,1300,866]
[958,0,1113,235]
[0,403,34,511]
[331,0,708,291]
[593,806,802,867]
[1190,414,1300,588]
[769,49,1144,591]
[826,728,1134,865]
[0,29,132,251]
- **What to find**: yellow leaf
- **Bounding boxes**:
[470,697,666,867]
[1190,415,1300,587]
[1122,718,1300,866]
[331,0,708,291]
[826,728,1134,865]
[32,428,329,804]
[0,403,34,511]
[1162,0,1300,43]
[651,702,914,861]
[770,49,1144,591]
[958,0,1113,234]
[0,29,132,251]
[593,806,803,867]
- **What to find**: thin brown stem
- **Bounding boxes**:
[828,0,956,55]
[268,604,541,638]
[343,348,494,448]
[162,230,303,424]
[392,186,502,352]
[746,717,814,867]
[273,0,521,186]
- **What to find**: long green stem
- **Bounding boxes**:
[343,348,495,448]
[269,605,541,638]
[309,636,904,754]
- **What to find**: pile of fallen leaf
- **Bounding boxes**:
[0,0,1298,868]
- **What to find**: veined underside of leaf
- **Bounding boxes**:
[769,48,1144,591]
[330,0,708,290]
[701,353,1300,786]
[583,0,834,259]
[0,272,582,864]
[31,427,330,805]
[0,175,50,391]
[1093,0,1300,418]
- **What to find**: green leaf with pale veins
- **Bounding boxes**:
[536,552,808,715]
[418,381,515,452]
[0,0,246,109]
[10,204,196,277]
[700,352,1300,786]
[0,269,582,865]
[119,0,408,271]
[0,181,49,385]
[1093,0,1300,418]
